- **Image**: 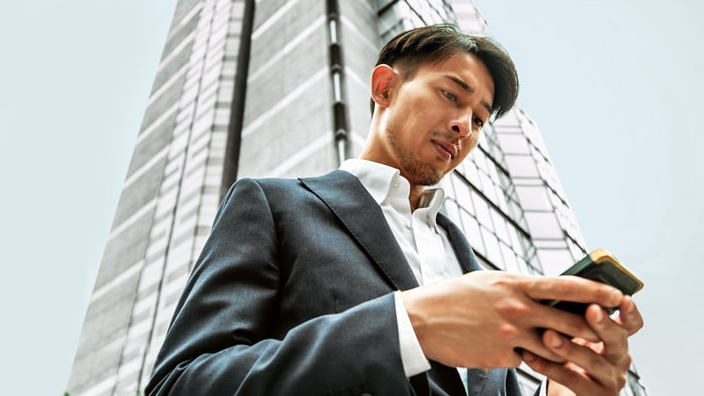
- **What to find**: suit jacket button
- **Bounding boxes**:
[360,393,372,396]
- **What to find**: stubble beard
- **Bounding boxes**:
[385,122,444,186]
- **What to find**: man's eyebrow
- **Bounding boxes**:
[480,100,493,116]
[444,75,494,115]
[445,75,472,93]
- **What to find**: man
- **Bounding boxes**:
[146,24,642,396]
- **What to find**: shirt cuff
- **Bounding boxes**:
[394,291,432,377]
[538,379,548,396]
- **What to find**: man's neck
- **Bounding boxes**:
[354,149,428,212]
[408,184,426,212]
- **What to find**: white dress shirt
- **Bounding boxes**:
[339,160,462,376]
[339,159,547,396]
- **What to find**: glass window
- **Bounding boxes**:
[524,211,563,239]
[508,198,524,228]
[474,147,489,172]
[214,108,230,125]
[517,256,532,275]
[472,192,493,232]
[441,174,456,198]
[494,184,509,213]
[501,242,519,273]
[443,199,462,226]
[515,185,553,211]
[451,174,474,215]
[567,238,586,262]
[479,171,497,203]
[486,160,500,182]
[460,210,483,255]
[463,162,482,191]
[481,227,502,267]
[506,223,524,256]
[497,133,531,154]
[498,171,510,192]
[537,248,574,276]
[491,209,510,243]
[505,155,540,178]
[455,159,469,175]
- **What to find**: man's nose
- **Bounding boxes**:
[450,111,472,139]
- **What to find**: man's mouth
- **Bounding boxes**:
[431,139,457,160]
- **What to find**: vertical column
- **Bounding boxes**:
[335,0,378,156]
[326,0,350,165]
[220,0,255,197]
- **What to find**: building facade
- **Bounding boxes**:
[67,1,648,395]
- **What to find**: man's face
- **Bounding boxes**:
[380,52,495,185]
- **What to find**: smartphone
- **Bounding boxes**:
[543,248,644,315]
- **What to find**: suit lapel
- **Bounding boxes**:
[300,170,419,291]
[303,172,484,395]
[437,213,482,274]
[428,361,470,396]
[437,214,492,395]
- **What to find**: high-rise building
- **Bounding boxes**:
[67,1,648,395]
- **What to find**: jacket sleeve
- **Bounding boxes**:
[144,179,411,396]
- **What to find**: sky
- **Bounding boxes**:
[0,1,701,395]
[472,0,704,394]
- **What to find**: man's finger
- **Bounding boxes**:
[525,300,600,342]
[543,329,627,393]
[523,275,624,309]
[522,350,598,395]
[585,304,629,363]
[616,296,644,335]
[514,330,566,364]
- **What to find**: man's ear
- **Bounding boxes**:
[371,64,398,109]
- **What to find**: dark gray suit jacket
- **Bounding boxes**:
[145,170,526,396]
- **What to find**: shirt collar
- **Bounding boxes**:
[339,159,445,220]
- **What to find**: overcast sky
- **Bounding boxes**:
[1,1,702,395]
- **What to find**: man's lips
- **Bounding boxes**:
[431,139,458,160]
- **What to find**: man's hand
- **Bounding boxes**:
[523,297,644,396]
[400,271,625,370]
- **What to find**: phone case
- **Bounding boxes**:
[544,248,644,314]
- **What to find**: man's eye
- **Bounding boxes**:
[443,90,457,103]
[474,117,485,128]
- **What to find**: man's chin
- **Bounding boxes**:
[397,154,448,186]
[409,168,444,186]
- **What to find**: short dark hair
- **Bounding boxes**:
[370,24,519,119]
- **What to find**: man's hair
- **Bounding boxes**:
[370,24,519,119]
